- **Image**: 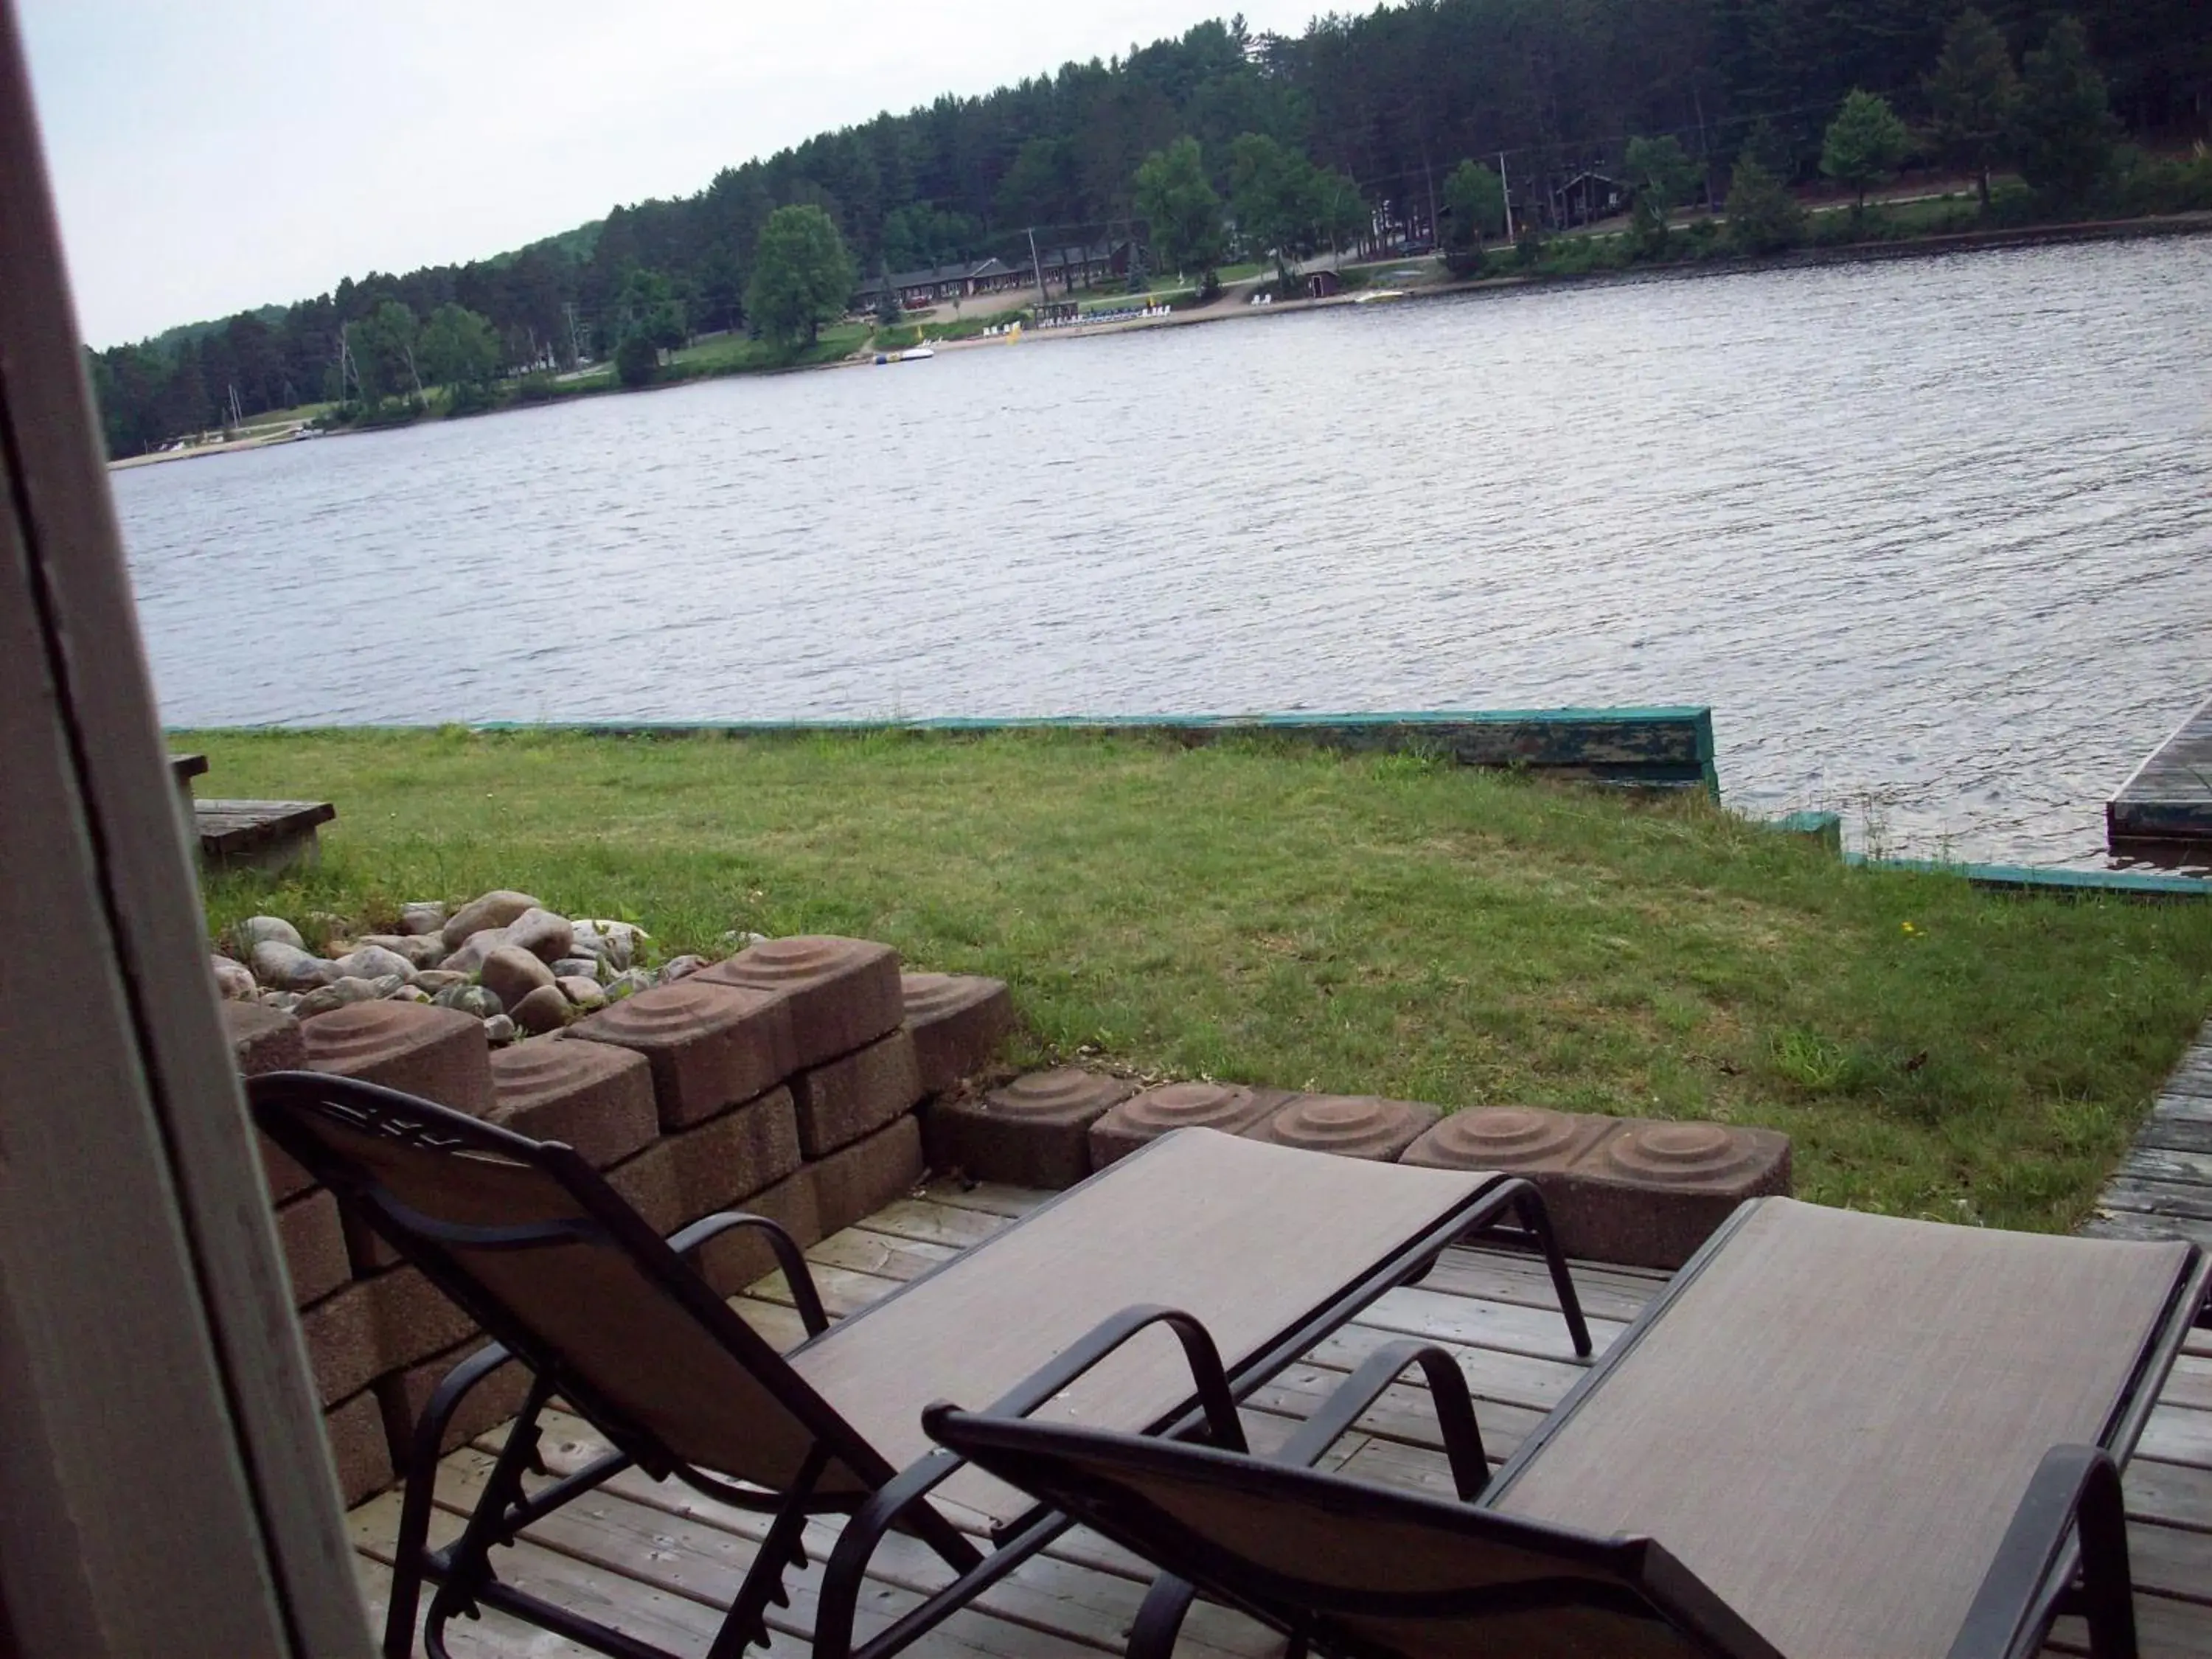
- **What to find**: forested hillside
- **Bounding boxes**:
[89,0,2209,454]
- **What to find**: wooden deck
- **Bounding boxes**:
[2111,692,2212,851]
[2088,1018,2212,1255]
[350,1177,2212,1659]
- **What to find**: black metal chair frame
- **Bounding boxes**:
[251,1071,1593,1659]
[928,1202,2212,1659]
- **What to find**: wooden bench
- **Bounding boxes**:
[167,753,335,872]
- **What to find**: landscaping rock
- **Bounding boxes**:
[390,984,430,1004]
[658,954,707,984]
[1246,1095,1439,1162]
[251,940,335,991]
[931,1068,1134,1188]
[232,915,305,953]
[438,928,510,975]
[509,984,571,1036]
[503,907,574,963]
[699,936,902,1070]
[550,956,603,983]
[358,933,446,969]
[412,970,468,995]
[483,1015,518,1044]
[480,945,556,1009]
[431,983,504,1020]
[211,954,257,1001]
[441,890,541,950]
[294,977,383,1018]
[571,920,644,972]
[260,991,303,1015]
[398,902,447,936]
[558,976,607,1009]
[604,969,654,1001]
[335,945,417,982]
[900,973,1013,1095]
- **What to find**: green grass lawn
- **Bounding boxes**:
[187,728,2212,1233]
[672,324,870,373]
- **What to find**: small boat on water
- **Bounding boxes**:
[872,345,936,365]
[1352,288,1407,305]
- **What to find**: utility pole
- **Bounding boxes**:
[1499,150,1516,242]
[335,323,358,400]
[564,302,585,367]
[1026,226,1048,306]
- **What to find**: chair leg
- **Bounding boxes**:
[1509,1184,1593,1357]
[423,1375,556,1657]
[705,1450,828,1659]
[384,1343,521,1658]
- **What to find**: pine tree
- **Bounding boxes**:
[2014,16,2118,212]
[1927,9,2020,208]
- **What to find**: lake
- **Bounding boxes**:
[114,236,2212,867]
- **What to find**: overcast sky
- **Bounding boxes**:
[21,0,1324,347]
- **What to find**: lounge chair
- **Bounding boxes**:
[248,1071,1592,1659]
[927,1196,2208,1659]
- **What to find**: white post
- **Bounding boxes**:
[1500,150,1516,242]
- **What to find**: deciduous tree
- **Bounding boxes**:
[1441,159,1505,273]
[745,205,856,347]
[1820,88,1913,212]
[1133,137,1226,293]
[1724,154,1804,252]
[1624,135,1701,251]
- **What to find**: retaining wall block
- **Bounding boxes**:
[928,1068,1135,1189]
[606,1087,802,1237]
[698,936,902,1071]
[226,1000,316,1200]
[792,1028,924,1157]
[374,1337,531,1465]
[813,1115,925,1237]
[1246,1094,1439,1162]
[1399,1106,1618,1181]
[489,1035,658,1167]
[695,1169,824,1301]
[566,979,796,1130]
[900,973,1015,1095]
[297,1266,480,1408]
[322,1390,394,1509]
[1088,1081,1295,1170]
[275,1186,350,1309]
[1557,1119,1792,1269]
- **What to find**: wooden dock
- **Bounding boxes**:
[2110,692,2212,852]
[349,1178,2212,1659]
[2088,1018,2212,1256]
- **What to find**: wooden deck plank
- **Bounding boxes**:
[349,1187,2212,1659]
[2109,689,2212,849]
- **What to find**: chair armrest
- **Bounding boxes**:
[665,1210,830,1336]
[1947,1444,2136,1659]
[978,1304,1248,1453]
[1274,1340,1489,1500]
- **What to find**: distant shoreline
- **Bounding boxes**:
[107,208,2212,472]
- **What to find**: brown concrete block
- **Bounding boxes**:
[300,1001,495,1115]
[322,1390,394,1508]
[1088,1082,1294,1170]
[260,1134,316,1205]
[374,1338,532,1464]
[930,1068,1135,1189]
[606,1088,802,1236]
[1399,1107,1618,1178]
[276,1187,350,1309]
[225,998,305,1074]
[1550,1119,1793,1270]
[1247,1094,1439,1162]
[566,979,796,1130]
[299,1266,479,1407]
[489,1035,658,1166]
[901,973,1014,1094]
[792,1029,923,1156]
[694,1169,825,1299]
[699,936,902,1070]
[813,1115,924,1236]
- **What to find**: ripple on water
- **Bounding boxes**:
[111,237,2212,866]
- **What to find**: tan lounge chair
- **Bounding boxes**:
[249,1071,1592,1659]
[927,1197,2208,1659]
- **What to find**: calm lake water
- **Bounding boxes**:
[114,237,2212,867]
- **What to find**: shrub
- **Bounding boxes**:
[613,333,659,387]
